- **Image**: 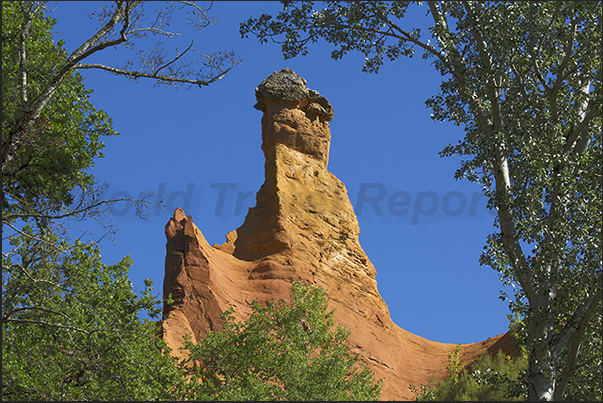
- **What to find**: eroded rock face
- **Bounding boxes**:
[160,68,515,400]
[255,68,333,165]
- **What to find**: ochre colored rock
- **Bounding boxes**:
[159,68,517,400]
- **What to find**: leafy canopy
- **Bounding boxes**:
[411,348,528,401]
[1,4,179,400]
[178,281,383,401]
[2,227,186,401]
[2,1,116,224]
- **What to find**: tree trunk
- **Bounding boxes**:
[527,312,557,401]
[528,351,555,400]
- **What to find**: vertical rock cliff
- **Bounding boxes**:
[160,68,515,400]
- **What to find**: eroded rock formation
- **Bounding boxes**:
[160,68,515,400]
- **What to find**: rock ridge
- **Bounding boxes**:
[160,68,516,400]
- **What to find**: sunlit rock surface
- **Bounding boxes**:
[159,68,517,400]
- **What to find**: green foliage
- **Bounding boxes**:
[1,3,179,400]
[2,2,247,401]
[178,282,383,401]
[240,1,416,74]
[411,350,528,401]
[445,344,464,386]
[409,383,436,401]
[559,310,602,401]
[1,228,185,401]
[2,1,117,222]
[440,351,527,401]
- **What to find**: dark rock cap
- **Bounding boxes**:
[255,68,334,121]
[256,68,308,102]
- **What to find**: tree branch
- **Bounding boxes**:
[4,317,144,337]
[66,1,139,65]
[2,306,76,325]
[3,196,159,223]
[553,283,602,360]
[427,1,463,70]
[429,1,538,307]
[509,60,546,126]
[3,222,72,259]
[461,1,503,132]
[5,261,67,292]
[2,1,138,174]
[18,2,33,111]
[177,0,213,29]
[549,4,577,110]
[375,13,451,70]
[525,21,550,97]
[552,284,602,400]
[563,82,599,156]
[74,59,235,87]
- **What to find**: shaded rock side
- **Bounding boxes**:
[160,68,515,400]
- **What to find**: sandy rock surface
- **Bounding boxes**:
[160,69,516,400]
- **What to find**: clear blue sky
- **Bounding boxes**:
[49,1,513,344]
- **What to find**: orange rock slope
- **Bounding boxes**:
[159,68,515,400]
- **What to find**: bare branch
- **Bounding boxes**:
[154,40,194,76]
[125,2,181,38]
[74,56,239,87]
[3,1,239,176]
[67,1,140,65]
[177,0,213,28]
[3,196,159,223]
